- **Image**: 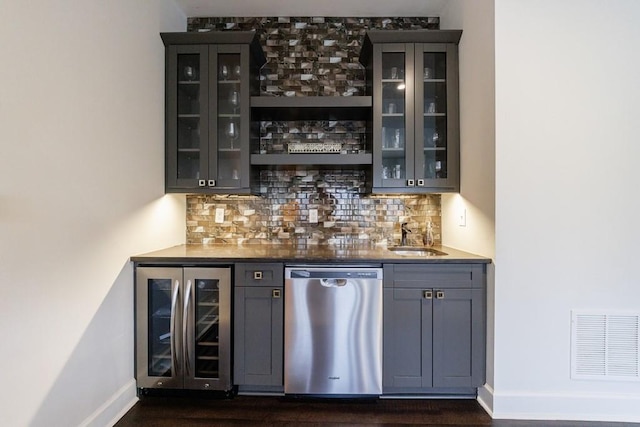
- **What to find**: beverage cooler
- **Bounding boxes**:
[135,267,232,394]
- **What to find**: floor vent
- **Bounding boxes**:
[571,311,640,381]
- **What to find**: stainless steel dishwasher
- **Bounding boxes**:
[284,266,383,396]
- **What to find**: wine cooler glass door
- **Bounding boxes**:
[136,268,183,389]
[183,268,232,390]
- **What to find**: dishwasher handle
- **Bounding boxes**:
[320,278,348,287]
[286,267,383,280]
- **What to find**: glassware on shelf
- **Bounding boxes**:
[220,65,229,80]
[225,121,239,149]
[233,65,241,80]
[228,90,239,113]
[184,66,196,81]
[432,131,440,146]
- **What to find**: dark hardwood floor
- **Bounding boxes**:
[115,395,640,426]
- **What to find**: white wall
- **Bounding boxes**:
[494,0,640,421]
[0,1,186,425]
[440,0,496,261]
[439,0,496,413]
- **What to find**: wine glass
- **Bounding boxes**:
[184,66,196,81]
[226,121,239,149]
[233,65,241,80]
[220,65,229,80]
[228,90,240,114]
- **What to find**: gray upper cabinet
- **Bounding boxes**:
[382,263,485,394]
[233,263,284,392]
[360,30,462,193]
[161,32,266,194]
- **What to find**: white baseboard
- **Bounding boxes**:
[492,390,640,423]
[477,383,494,417]
[79,379,138,427]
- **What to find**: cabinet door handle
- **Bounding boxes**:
[183,279,193,378]
[417,179,425,187]
[272,289,281,298]
[407,179,415,187]
[253,271,263,280]
[207,179,216,187]
[436,290,445,299]
[170,280,181,377]
[198,180,206,187]
[424,290,433,299]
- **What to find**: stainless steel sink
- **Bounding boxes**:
[387,247,448,256]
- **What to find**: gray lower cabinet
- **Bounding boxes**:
[233,263,284,392]
[382,263,486,394]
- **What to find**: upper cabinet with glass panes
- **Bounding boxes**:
[360,30,462,193]
[161,32,266,194]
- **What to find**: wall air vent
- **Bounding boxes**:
[571,311,640,381]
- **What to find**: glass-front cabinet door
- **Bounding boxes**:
[414,43,459,190]
[162,32,265,194]
[378,45,412,188]
[213,48,248,189]
[167,45,209,190]
[364,30,461,193]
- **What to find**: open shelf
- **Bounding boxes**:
[251,96,372,121]
[251,153,372,166]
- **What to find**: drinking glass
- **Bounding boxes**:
[220,65,229,80]
[184,66,196,81]
[233,65,241,80]
[228,90,239,113]
[226,121,239,149]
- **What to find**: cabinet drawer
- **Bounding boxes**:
[235,263,284,287]
[383,264,484,289]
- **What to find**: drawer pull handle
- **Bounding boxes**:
[253,271,263,280]
[436,290,445,299]
[424,290,433,299]
[407,179,415,187]
[198,180,206,187]
[207,179,216,187]
[272,289,281,298]
[417,179,425,186]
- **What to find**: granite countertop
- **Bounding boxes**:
[131,244,491,264]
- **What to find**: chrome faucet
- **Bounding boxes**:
[400,222,411,246]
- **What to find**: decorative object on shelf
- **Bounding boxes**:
[287,142,342,154]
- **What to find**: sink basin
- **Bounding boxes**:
[387,247,448,257]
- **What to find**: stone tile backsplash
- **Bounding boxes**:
[259,120,366,154]
[187,169,441,246]
[188,16,439,97]
[185,17,442,246]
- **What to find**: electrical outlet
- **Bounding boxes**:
[215,208,225,224]
[309,209,318,224]
[458,208,467,227]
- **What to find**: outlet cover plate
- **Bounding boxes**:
[215,208,225,224]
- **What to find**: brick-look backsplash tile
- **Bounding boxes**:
[184,17,442,246]
[187,169,441,246]
[188,16,439,96]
